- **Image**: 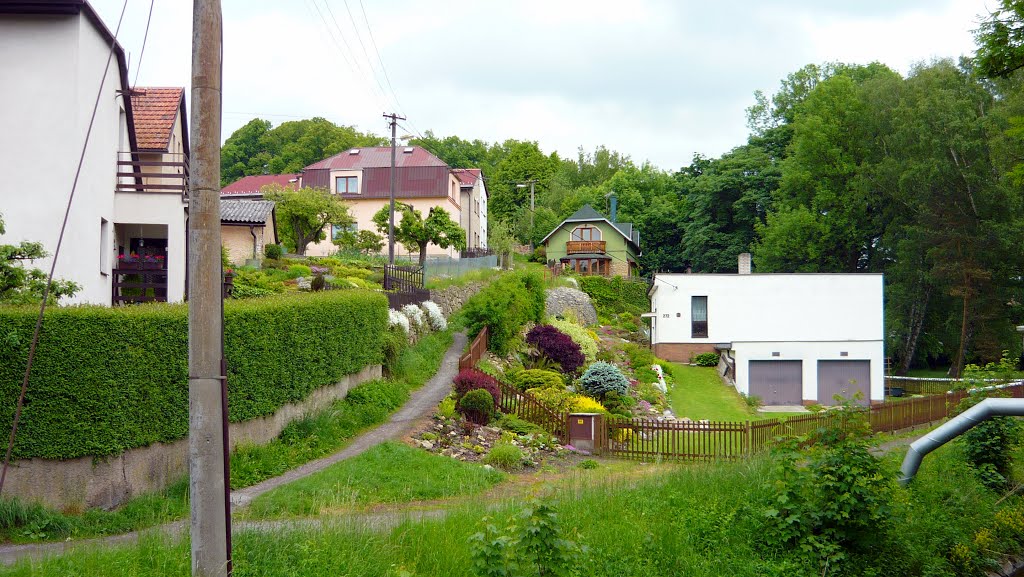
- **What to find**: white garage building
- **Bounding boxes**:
[647,256,884,406]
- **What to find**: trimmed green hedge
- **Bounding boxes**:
[0,290,387,460]
[578,276,650,316]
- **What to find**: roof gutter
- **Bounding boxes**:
[899,397,1024,486]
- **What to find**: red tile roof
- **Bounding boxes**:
[130,87,183,151]
[452,168,482,186]
[221,174,300,195]
[304,146,447,170]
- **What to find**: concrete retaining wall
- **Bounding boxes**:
[1,364,381,512]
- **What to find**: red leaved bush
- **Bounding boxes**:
[526,325,585,374]
[452,368,500,408]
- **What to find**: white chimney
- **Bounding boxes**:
[738,253,752,275]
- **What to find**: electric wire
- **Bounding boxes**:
[0,0,130,497]
[131,0,155,88]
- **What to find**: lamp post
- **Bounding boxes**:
[516,180,536,249]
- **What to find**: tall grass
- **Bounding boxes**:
[5,445,1013,576]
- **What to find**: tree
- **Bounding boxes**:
[0,214,78,303]
[974,0,1024,78]
[220,117,386,186]
[333,229,384,256]
[372,203,466,266]
[487,220,517,270]
[262,184,353,256]
[489,140,559,225]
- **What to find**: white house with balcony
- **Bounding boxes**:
[647,254,884,406]
[0,1,188,305]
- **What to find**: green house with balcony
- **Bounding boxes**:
[540,204,641,277]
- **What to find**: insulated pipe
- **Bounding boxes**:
[899,398,1024,486]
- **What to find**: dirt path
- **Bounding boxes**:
[0,331,468,567]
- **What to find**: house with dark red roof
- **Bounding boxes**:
[221,174,299,198]
[297,146,487,258]
[0,1,189,306]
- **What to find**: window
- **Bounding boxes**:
[331,222,358,240]
[571,226,602,241]
[100,218,110,274]
[335,176,358,194]
[691,296,708,338]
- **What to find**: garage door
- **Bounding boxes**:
[817,360,870,406]
[748,360,803,405]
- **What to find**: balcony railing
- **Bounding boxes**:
[115,152,189,200]
[566,240,606,254]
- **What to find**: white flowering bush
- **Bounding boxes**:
[402,303,427,333]
[421,301,447,331]
[388,308,410,335]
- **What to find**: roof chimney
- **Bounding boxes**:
[738,253,752,274]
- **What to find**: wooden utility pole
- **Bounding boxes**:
[383,112,405,265]
[188,1,229,575]
[516,180,537,249]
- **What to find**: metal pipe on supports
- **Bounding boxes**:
[899,397,1024,486]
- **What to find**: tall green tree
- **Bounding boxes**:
[262,184,353,256]
[974,0,1024,78]
[489,140,559,226]
[372,203,466,266]
[221,117,386,186]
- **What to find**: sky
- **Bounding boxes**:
[91,0,993,172]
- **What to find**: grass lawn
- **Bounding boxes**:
[666,363,754,421]
[245,442,506,518]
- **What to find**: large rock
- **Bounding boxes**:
[546,287,598,326]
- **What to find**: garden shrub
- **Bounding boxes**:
[548,317,598,363]
[570,395,607,414]
[453,369,501,407]
[461,271,545,356]
[458,389,495,425]
[263,243,283,260]
[469,498,581,577]
[287,264,312,278]
[622,343,659,384]
[579,362,630,399]
[482,441,523,471]
[515,369,564,391]
[387,309,411,336]
[0,289,387,459]
[421,301,447,331]
[526,325,585,375]
[693,352,719,367]
[602,391,635,417]
[494,414,546,436]
[578,275,649,317]
[401,303,426,333]
[381,327,408,378]
[526,387,576,414]
[436,396,458,420]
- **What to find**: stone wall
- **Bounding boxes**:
[430,281,486,317]
[1,364,381,512]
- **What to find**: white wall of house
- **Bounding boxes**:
[478,179,488,249]
[113,193,187,302]
[650,273,884,403]
[0,13,128,305]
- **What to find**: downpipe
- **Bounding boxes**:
[899,398,1024,486]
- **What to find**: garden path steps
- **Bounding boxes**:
[0,331,468,567]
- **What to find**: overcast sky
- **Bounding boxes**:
[91,0,992,172]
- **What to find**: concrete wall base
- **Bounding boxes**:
[1,364,381,512]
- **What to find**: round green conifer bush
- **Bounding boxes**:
[579,361,630,399]
[458,388,495,425]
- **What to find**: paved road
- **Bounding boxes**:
[0,331,468,567]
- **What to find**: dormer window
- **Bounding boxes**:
[349,149,360,155]
[335,176,358,194]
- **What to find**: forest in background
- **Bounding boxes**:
[219,3,1024,375]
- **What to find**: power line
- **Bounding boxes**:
[131,0,155,88]
[339,0,397,112]
[0,0,130,497]
[317,0,392,112]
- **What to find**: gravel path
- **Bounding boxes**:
[0,331,468,567]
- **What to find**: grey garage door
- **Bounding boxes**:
[748,360,803,405]
[817,360,870,406]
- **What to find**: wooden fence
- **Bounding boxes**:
[459,326,489,371]
[495,379,567,441]
[594,383,1024,462]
